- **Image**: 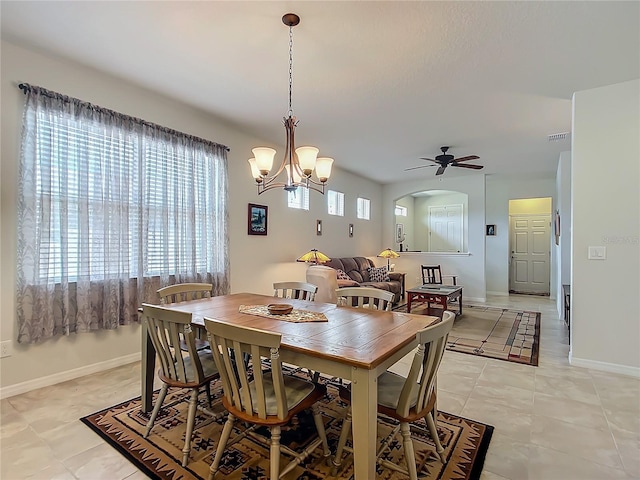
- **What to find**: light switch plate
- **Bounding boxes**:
[588,246,606,260]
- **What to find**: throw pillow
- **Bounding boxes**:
[336,269,351,280]
[368,266,390,282]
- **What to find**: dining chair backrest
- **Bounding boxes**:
[421,265,443,285]
[395,311,455,417]
[142,303,204,385]
[273,281,318,301]
[205,319,287,420]
[157,283,214,304]
[335,287,394,311]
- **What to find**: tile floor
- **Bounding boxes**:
[1,295,639,479]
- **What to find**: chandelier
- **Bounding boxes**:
[248,13,334,195]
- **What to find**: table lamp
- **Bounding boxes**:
[377,248,399,271]
[296,249,330,265]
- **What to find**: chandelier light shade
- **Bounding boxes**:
[377,248,400,270]
[296,249,331,265]
[248,13,334,195]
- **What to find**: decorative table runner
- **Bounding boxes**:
[239,305,328,323]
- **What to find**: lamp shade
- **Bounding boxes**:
[296,249,330,265]
[377,248,400,259]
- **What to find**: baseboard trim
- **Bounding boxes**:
[0,353,140,399]
[569,354,640,379]
[465,296,486,303]
[486,291,509,297]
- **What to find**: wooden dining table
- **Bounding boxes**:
[141,292,439,479]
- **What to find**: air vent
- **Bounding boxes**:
[548,132,570,142]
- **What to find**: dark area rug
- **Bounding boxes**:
[394,303,541,366]
[81,372,493,479]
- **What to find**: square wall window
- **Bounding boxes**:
[288,188,310,210]
[357,197,370,220]
[327,190,344,216]
[395,205,407,216]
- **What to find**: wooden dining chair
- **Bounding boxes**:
[158,282,214,304]
[273,281,318,301]
[335,286,395,311]
[204,318,331,480]
[141,304,220,467]
[332,311,455,479]
[421,265,458,286]
[158,283,214,351]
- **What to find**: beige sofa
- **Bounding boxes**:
[308,257,403,304]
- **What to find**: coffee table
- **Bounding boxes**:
[406,284,463,316]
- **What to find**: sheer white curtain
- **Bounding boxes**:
[16,84,229,343]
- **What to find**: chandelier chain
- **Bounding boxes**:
[288,24,294,117]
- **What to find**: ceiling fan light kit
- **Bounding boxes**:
[406,146,484,175]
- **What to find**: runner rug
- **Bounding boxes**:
[393,304,541,366]
[81,371,493,480]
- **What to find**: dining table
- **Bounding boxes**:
[140,292,439,479]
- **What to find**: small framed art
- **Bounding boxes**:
[248,204,268,235]
[486,224,496,236]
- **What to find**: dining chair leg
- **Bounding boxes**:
[205,381,212,408]
[182,388,199,467]
[425,412,447,463]
[270,425,281,480]
[144,383,168,438]
[310,404,332,461]
[209,413,236,479]
[400,421,418,480]
[331,407,352,474]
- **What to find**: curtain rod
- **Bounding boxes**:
[18,83,230,152]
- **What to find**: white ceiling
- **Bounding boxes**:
[2,1,639,184]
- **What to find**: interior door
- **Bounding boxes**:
[428,204,463,252]
[509,214,551,294]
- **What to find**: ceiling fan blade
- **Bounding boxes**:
[452,163,484,170]
[419,157,437,163]
[404,165,435,171]
[452,155,480,163]
[435,165,447,175]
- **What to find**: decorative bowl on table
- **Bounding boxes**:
[267,303,293,315]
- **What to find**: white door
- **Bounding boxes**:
[428,205,463,252]
[509,215,551,294]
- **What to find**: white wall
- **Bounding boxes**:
[555,151,572,317]
[0,41,383,394]
[570,79,640,375]
[394,196,415,250]
[383,175,486,302]
[485,175,556,295]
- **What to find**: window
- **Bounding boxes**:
[357,197,370,220]
[327,190,344,216]
[395,205,408,216]
[288,187,310,210]
[16,84,230,343]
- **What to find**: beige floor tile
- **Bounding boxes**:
[23,461,76,480]
[436,389,468,415]
[482,433,531,480]
[479,471,511,480]
[63,443,139,480]
[530,414,623,469]
[479,360,536,391]
[470,382,535,412]
[527,443,630,480]
[38,419,104,462]
[534,372,601,405]
[533,392,610,431]
[461,398,532,443]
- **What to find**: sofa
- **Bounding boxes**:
[322,256,404,304]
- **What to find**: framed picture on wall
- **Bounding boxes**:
[396,223,404,244]
[486,224,496,236]
[248,203,268,235]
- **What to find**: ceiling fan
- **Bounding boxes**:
[405,146,483,175]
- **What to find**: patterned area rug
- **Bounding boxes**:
[81,371,493,480]
[394,304,541,366]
